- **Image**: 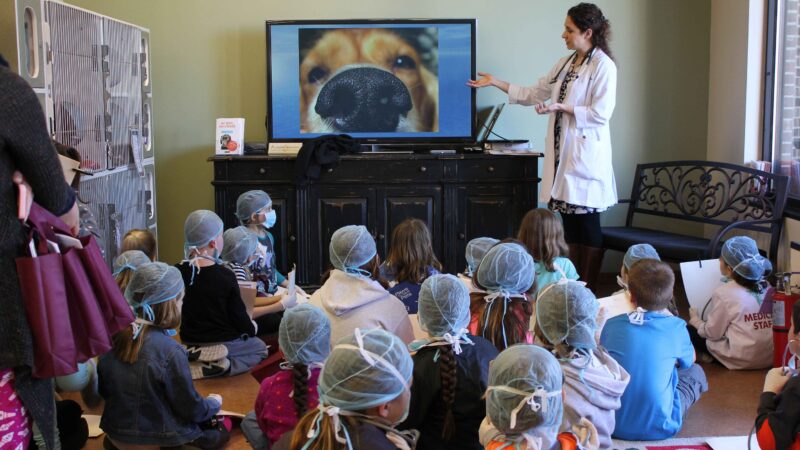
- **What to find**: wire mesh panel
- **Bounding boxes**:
[80,169,151,265]
[104,18,142,169]
[47,2,107,172]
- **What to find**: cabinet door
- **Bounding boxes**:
[216,186,296,274]
[375,186,442,262]
[308,186,377,284]
[453,184,523,273]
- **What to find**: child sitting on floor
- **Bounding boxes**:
[517,208,579,295]
[535,280,629,448]
[471,242,536,351]
[272,328,416,450]
[613,243,660,294]
[688,235,774,369]
[755,299,800,450]
[458,236,499,292]
[99,262,229,450]
[177,210,274,379]
[379,218,442,313]
[236,190,288,296]
[601,259,707,440]
[401,274,499,450]
[121,228,158,260]
[310,225,414,344]
[242,304,331,450]
[112,249,151,293]
[481,345,598,450]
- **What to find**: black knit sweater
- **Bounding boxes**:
[0,65,77,449]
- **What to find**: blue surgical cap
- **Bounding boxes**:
[220,226,259,265]
[183,210,223,257]
[722,236,772,281]
[418,274,471,336]
[623,243,660,270]
[124,262,184,324]
[477,243,535,294]
[235,190,271,224]
[329,225,377,275]
[536,281,598,351]
[319,328,412,411]
[113,250,151,277]
[465,237,500,276]
[279,304,331,365]
[486,345,563,437]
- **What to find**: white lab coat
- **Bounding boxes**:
[508,48,618,208]
[697,280,773,370]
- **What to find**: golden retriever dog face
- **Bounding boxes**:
[299,28,438,133]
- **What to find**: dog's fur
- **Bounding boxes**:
[299,29,438,133]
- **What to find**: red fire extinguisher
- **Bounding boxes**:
[773,272,800,367]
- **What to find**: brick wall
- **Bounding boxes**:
[779,0,800,194]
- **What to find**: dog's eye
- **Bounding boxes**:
[308,67,328,84]
[393,55,417,70]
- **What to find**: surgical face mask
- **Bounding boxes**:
[784,339,800,376]
[165,329,177,337]
[265,210,277,228]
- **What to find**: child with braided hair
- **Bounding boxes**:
[242,304,331,449]
[401,274,499,450]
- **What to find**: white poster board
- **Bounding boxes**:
[597,291,634,320]
[679,259,724,314]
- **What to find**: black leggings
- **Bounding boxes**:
[560,212,603,247]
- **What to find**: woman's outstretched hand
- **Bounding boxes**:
[467,72,497,88]
[534,102,572,115]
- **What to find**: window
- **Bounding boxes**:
[766,0,800,199]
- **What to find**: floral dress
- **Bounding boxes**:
[548,56,607,215]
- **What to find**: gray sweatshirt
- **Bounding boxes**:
[559,347,630,449]
[310,269,415,345]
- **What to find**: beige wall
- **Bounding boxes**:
[55,0,713,264]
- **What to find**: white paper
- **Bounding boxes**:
[597,291,634,320]
[680,259,724,313]
[287,264,296,297]
[707,435,760,450]
[55,232,83,250]
[83,414,103,438]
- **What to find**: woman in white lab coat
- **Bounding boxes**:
[468,3,616,291]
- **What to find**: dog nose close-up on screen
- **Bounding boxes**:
[314,66,413,132]
[300,28,439,134]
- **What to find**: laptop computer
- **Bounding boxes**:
[475,103,505,146]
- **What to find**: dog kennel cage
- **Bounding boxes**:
[1,0,157,265]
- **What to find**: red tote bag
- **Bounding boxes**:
[15,211,79,378]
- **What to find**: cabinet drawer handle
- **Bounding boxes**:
[378,234,385,240]
[259,167,266,175]
[488,166,495,173]
[419,166,427,172]
[458,233,465,240]
[289,235,296,242]
[327,168,334,173]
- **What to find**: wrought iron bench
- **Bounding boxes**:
[601,161,789,264]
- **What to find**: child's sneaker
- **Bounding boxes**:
[189,358,230,380]
[698,352,714,364]
[184,344,228,363]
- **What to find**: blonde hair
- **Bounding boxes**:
[289,411,363,450]
[121,229,157,260]
[114,270,135,294]
[112,294,182,364]
[385,218,442,283]
[517,209,569,272]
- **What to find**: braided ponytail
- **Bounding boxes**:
[568,2,614,61]
[292,363,309,418]
[438,344,458,441]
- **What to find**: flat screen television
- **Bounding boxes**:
[266,19,476,144]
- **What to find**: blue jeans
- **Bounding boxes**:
[677,363,708,417]
[241,411,269,450]
[223,337,268,376]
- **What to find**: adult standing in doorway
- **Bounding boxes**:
[468,3,617,291]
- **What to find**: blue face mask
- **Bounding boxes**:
[165,329,177,337]
[265,210,277,228]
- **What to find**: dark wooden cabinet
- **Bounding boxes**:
[210,152,539,285]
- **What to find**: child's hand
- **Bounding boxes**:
[571,417,599,450]
[764,367,791,394]
[688,307,703,328]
